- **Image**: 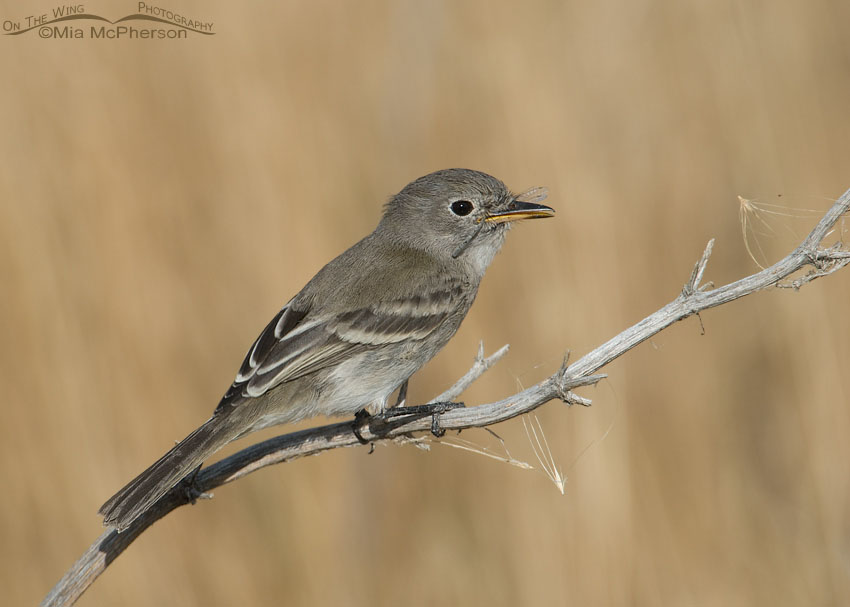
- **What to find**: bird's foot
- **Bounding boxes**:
[178,465,211,504]
[381,401,465,438]
[352,409,372,445]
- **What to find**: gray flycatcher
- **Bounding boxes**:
[99,168,554,531]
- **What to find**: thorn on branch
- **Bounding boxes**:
[554,370,607,407]
[559,351,571,375]
[428,343,509,404]
[565,392,593,407]
[817,248,850,260]
[683,239,715,297]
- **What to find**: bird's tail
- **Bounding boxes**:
[99,412,243,531]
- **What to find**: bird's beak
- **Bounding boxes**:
[483,200,556,224]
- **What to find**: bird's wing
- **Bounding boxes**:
[218,282,465,407]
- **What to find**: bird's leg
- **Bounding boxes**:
[380,401,465,438]
[394,379,409,408]
[350,379,412,446]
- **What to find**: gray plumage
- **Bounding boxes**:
[99,168,553,531]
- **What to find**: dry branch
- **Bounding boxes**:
[42,188,850,607]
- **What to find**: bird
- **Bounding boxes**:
[99,168,554,531]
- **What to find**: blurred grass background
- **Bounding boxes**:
[2,0,850,605]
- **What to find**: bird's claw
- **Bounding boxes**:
[352,409,372,445]
[382,401,465,438]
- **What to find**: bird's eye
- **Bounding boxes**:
[450,200,474,216]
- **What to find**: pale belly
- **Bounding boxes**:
[242,344,428,435]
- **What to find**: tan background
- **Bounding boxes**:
[2,1,850,605]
